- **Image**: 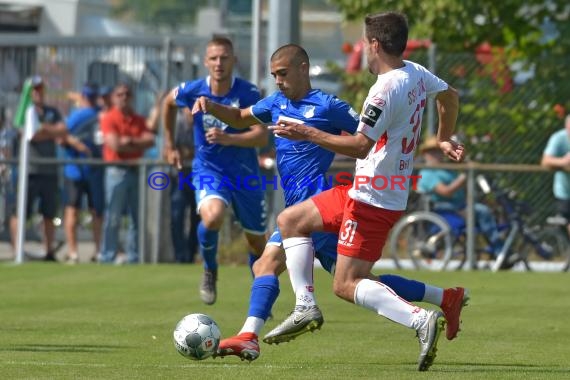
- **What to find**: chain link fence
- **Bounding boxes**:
[0,37,565,263]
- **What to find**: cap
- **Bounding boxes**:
[81,83,99,99]
[30,75,44,89]
[99,86,112,97]
[419,136,440,154]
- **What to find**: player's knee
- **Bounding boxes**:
[277,207,303,235]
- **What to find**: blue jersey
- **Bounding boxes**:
[64,106,101,180]
[174,77,262,177]
[251,89,359,206]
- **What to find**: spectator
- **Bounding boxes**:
[541,114,570,238]
[10,75,67,261]
[418,136,503,256]
[100,83,155,264]
[60,83,105,264]
[169,108,200,263]
[0,107,19,252]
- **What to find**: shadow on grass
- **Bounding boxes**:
[0,344,130,353]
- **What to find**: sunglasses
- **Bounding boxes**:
[114,91,131,97]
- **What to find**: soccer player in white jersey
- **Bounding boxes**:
[193,42,467,364]
[268,12,466,371]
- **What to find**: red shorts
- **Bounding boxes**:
[312,185,404,262]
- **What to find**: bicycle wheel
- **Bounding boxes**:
[389,212,462,271]
[520,227,569,272]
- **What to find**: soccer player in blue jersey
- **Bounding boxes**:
[163,37,268,305]
[192,44,467,361]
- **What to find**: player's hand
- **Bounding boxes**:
[166,146,183,170]
[439,139,466,162]
[192,96,210,115]
[205,128,231,146]
[269,120,310,141]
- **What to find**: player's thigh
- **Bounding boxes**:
[310,185,352,233]
[336,198,403,262]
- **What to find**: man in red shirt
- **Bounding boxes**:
[100,83,155,263]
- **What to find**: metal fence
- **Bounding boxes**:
[0,36,565,265]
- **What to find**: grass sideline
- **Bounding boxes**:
[0,263,568,379]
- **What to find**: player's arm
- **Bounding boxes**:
[192,96,259,129]
[434,86,463,162]
[272,121,375,159]
[205,124,267,148]
[161,88,185,169]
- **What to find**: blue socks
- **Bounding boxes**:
[248,275,280,320]
[197,222,219,271]
[379,274,426,302]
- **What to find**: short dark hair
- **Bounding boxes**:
[364,11,408,56]
[208,35,234,54]
[270,44,310,66]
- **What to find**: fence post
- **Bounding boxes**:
[138,161,147,263]
[465,164,476,270]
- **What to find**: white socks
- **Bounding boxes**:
[239,317,265,336]
[354,279,428,330]
[423,284,444,306]
[282,237,317,307]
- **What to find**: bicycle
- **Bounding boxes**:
[389,175,570,272]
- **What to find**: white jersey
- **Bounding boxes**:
[348,60,448,210]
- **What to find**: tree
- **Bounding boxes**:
[328,0,570,162]
[328,0,570,220]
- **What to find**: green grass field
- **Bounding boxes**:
[1,263,568,379]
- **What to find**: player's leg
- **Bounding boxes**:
[196,196,226,304]
[335,253,445,371]
[331,199,444,371]
[232,185,267,276]
[263,187,340,344]
[313,230,468,340]
[193,169,233,304]
[217,242,285,361]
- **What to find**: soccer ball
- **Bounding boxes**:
[173,313,221,360]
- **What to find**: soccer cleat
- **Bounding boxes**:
[263,305,324,344]
[217,332,260,361]
[441,287,470,340]
[416,310,446,371]
[200,269,217,305]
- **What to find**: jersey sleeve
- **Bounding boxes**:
[356,87,392,142]
[327,96,359,134]
[173,80,199,108]
[423,68,449,97]
[251,92,279,124]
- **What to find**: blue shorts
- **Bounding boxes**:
[267,228,337,273]
[192,169,266,234]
